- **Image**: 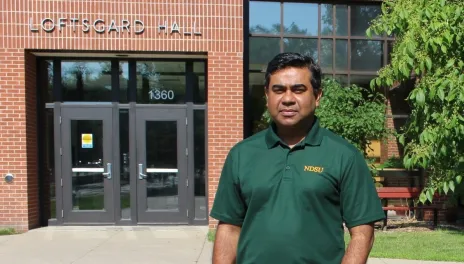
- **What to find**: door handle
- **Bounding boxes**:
[102,163,112,179]
[138,163,147,180]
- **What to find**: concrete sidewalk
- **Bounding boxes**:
[0,226,461,264]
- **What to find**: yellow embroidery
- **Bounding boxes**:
[304,166,324,173]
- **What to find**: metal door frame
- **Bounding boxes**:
[134,105,189,224]
[57,104,118,224]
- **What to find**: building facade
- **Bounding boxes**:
[0,0,418,232]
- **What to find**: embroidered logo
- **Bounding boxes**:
[304,166,324,173]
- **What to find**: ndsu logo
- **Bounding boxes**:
[304,166,324,173]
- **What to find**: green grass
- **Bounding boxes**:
[359,229,464,262]
[207,228,464,261]
[0,228,16,236]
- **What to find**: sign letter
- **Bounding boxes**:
[58,18,67,32]
[29,17,39,32]
[171,22,180,34]
[70,18,79,32]
[82,19,90,32]
[134,20,145,34]
[108,20,119,33]
[121,19,130,33]
[41,18,55,33]
[93,19,105,33]
[158,20,167,34]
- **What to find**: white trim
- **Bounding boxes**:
[147,168,178,173]
[72,168,105,173]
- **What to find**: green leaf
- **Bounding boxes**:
[419,192,427,204]
[416,89,425,105]
[446,58,455,68]
[366,28,372,38]
[426,189,434,202]
[444,181,449,194]
[449,180,455,192]
[425,57,432,70]
[457,176,463,184]
[438,88,445,101]
[399,134,405,145]
[440,0,446,7]
[441,45,448,53]
[456,7,463,19]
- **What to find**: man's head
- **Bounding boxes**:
[264,52,322,130]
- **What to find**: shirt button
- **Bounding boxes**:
[285,166,290,170]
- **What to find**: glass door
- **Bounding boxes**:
[136,108,188,223]
[61,106,115,223]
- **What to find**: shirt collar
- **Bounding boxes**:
[265,116,323,149]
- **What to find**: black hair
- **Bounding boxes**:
[264,52,322,94]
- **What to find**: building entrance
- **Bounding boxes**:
[38,57,208,226]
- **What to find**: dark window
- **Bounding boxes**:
[283,3,318,36]
[350,5,381,37]
[61,61,112,102]
[250,1,280,35]
[119,109,130,219]
[119,61,129,103]
[250,37,280,71]
[193,62,206,104]
[194,110,206,219]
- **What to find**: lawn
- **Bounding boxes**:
[207,228,464,262]
[358,229,464,262]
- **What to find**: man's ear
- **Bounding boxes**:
[315,89,323,107]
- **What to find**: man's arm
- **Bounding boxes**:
[212,221,241,264]
[342,222,375,264]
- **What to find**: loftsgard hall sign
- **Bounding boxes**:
[29,17,201,36]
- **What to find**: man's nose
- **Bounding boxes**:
[282,90,296,105]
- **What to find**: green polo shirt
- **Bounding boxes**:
[210,117,385,264]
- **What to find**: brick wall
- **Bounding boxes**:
[0,0,243,231]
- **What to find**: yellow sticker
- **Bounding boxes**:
[81,134,93,149]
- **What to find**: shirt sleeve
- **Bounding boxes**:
[340,150,385,229]
[209,147,246,226]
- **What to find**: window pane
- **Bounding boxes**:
[387,41,395,64]
[351,40,383,71]
[193,61,206,104]
[283,38,318,62]
[61,61,112,102]
[335,75,349,87]
[136,62,186,104]
[250,37,280,71]
[335,40,348,71]
[321,4,333,36]
[335,5,348,36]
[120,109,130,219]
[250,1,280,35]
[194,110,206,220]
[350,5,381,37]
[119,61,129,103]
[350,75,376,90]
[40,60,54,103]
[250,72,267,134]
[284,3,318,36]
[320,39,333,72]
[44,108,55,219]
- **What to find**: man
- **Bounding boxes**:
[210,52,385,264]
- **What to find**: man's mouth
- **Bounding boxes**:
[280,109,298,117]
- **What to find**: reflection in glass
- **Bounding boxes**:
[120,110,130,219]
[250,1,280,35]
[335,40,348,70]
[350,5,381,37]
[284,3,318,36]
[284,38,318,62]
[249,37,280,71]
[146,121,179,211]
[334,75,349,87]
[44,109,55,219]
[351,40,383,71]
[119,62,129,103]
[320,39,333,72]
[136,62,186,104]
[194,111,206,219]
[321,4,333,36]
[61,61,112,102]
[250,72,267,134]
[193,61,206,104]
[71,120,104,210]
[335,5,348,36]
[40,60,54,103]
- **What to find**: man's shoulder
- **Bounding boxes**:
[319,127,361,158]
[230,128,268,153]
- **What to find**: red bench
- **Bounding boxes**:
[377,187,439,230]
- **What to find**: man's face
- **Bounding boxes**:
[265,66,322,128]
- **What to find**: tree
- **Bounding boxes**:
[368,0,464,203]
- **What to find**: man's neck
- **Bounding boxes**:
[276,117,314,148]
